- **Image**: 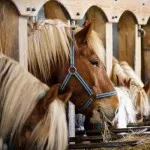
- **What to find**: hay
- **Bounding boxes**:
[93,133,150,150]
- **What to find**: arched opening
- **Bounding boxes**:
[43,1,70,22]
[117,11,137,68]
[142,19,150,82]
[85,6,108,47]
[0,0,19,60]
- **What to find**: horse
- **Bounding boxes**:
[0,53,72,150]
[27,19,119,126]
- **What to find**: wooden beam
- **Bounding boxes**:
[106,22,113,77]
[18,16,28,68]
[69,141,138,149]
[135,24,141,79]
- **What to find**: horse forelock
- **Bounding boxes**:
[130,85,150,117]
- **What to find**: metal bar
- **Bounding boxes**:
[69,141,138,149]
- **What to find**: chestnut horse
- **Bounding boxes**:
[0,53,72,150]
[28,19,119,125]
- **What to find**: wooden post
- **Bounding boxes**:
[18,16,28,68]
[135,24,141,78]
[106,22,113,77]
[67,101,75,138]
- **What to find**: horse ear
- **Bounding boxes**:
[75,23,92,44]
[143,81,150,93]
[45,84,60,99]
[116,75,125,86]
[124,78,131,88]
[40,84,72,109]
[58,90,72,103]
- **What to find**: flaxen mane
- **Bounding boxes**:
[28,19,105,82]
[129,84,150,118]
[0,53,68,150]
[112,58,144,87]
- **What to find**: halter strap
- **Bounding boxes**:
[60,20,117,112]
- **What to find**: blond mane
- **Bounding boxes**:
[0,53,68,150]
[129,84,150,117]
[112,58,144,87]
[28,19,105,82]
[120,61,144,87]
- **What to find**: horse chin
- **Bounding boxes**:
[90,109,103,124]
[89,108,114,126]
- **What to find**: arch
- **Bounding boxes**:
[119,10,138,23]
[43,0,71,22]
[0,0,19,60]
[117,10,137,68]
[85,6,108,47]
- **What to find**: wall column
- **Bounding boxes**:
[106,22,113,77]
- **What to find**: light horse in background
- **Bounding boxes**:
[27,19,119,127]
[112,58,150,127]
[0,53,72,150]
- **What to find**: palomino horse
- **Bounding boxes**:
[28,19,119,125]
[0,53,72,150]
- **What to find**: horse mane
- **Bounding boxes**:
[113,87,136,128]
[0,53,68,150]
[120,61,144,87]
[129,84,150,117]
[112,58,128,84]
[112,58,144,87]
[28,19,105,82]
[0,53,48,137]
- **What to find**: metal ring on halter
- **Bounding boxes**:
[68,66,77,74]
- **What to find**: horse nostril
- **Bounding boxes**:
[97,109,101,113]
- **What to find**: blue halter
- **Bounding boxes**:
[60,20,117,113]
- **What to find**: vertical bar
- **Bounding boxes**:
[106,22,113,77]
[135,24,141,78]
[113,23,118,59]
[67,101,75,138]
[18,16,28,68]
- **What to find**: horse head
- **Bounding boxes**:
[54,23,119,124]
[28,20,119,125]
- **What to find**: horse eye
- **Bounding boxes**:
[90,60,99,66]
